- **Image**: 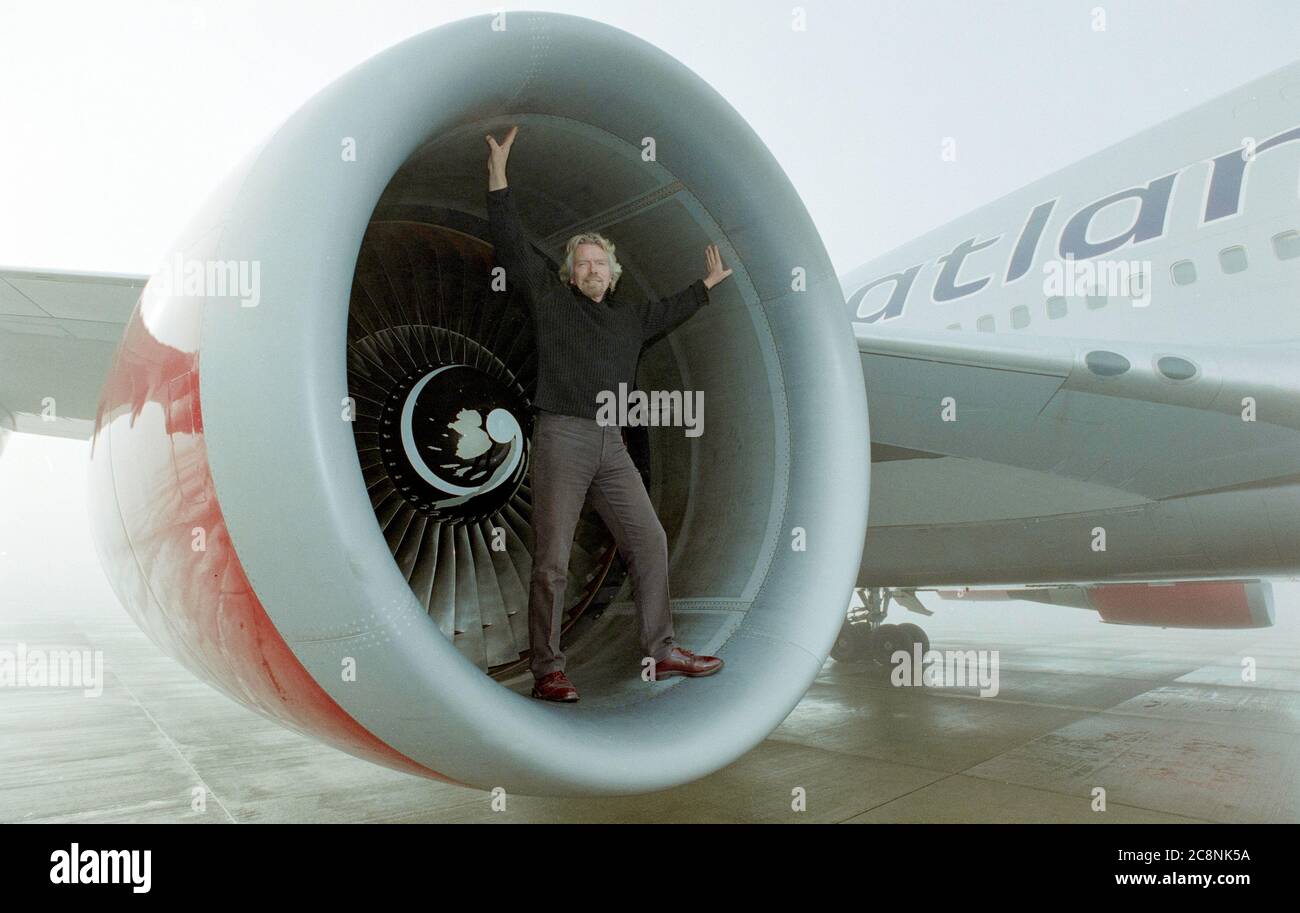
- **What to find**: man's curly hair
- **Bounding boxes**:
[558,231,624,293]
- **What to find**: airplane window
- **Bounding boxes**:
[1273,230,1300,260]
[1157,356,1197,381]
[1219,245,1248,274]
[1046,296,1067,319]
[976,315,994,332]
[1086,293,1107,310]
[1010,305,1029,328]
[1085,350,1130,377]
[1170,260,1197,285]
[946,323,961,330]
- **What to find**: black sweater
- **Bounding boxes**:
[486,186,711,420]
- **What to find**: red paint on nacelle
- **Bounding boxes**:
[87,284,462,787]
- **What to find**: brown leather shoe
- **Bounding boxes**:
[531,671,579,702]
[653,646,724,680]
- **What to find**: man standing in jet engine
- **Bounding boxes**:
[485,125,732,702]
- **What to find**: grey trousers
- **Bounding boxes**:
[527,411,676,679]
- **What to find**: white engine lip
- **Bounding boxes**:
[198,12,870,796]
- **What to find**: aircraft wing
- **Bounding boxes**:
[857,322,1300,505]
[0,266,144,440]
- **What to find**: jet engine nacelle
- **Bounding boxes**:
[86,13,869,795]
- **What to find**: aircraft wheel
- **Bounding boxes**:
[870,622,907,673]
[830,619,874,662]
[895,622,930,658]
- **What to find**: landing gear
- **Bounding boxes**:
[870,623,906,667]
[831,617,874,662]
[895,622,930,657]
[830,588,931,677]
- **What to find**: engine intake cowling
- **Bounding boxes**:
[87,12,870,795]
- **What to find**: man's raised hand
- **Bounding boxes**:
[486,126,518,189]
[703,244,733,290]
